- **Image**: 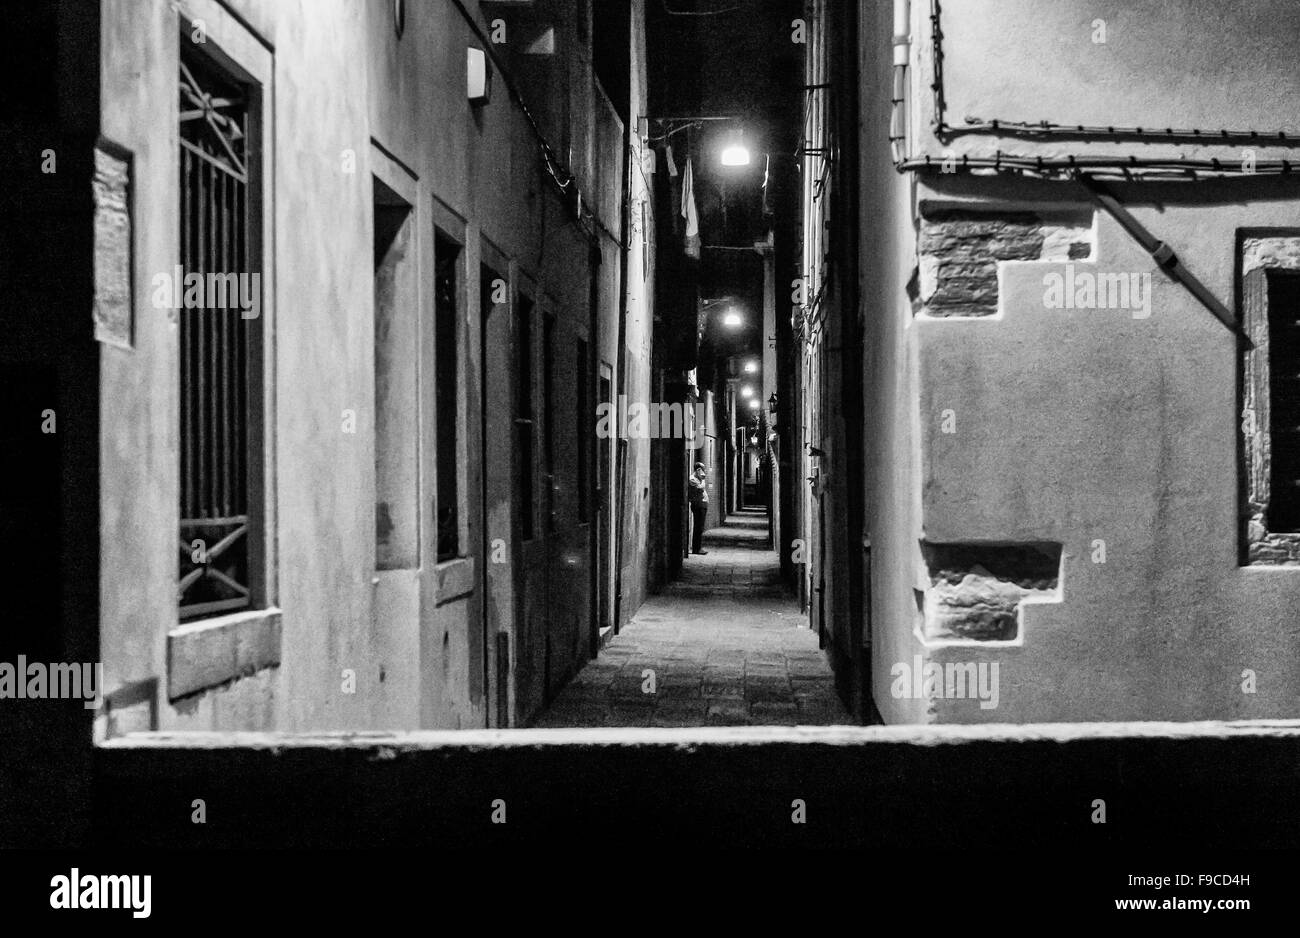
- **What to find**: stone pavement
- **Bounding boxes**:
[530,510,852,727]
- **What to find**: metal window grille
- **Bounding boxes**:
[177,48,257,619]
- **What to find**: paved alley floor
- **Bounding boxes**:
[531,510,852,727]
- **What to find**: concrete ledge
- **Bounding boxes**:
[93,721,1300,848]
[98,718,1300,749]
[166,609,282,700]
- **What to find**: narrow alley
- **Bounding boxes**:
[533,510,847,727]
[6,0,1300,859]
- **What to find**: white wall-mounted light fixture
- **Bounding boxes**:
[747,398,761,410]
[740,385,754,398]
[744,360,758,373]
[468,47,493,105]
[723,311,743,327]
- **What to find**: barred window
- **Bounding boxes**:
[177,42,263,618]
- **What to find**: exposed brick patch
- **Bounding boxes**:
[921,542,1062,642]
[918,209,1093,317]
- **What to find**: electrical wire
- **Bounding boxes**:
[951,117,1296,145]
[661,0,743,16]
[648,120,701,143]
[896,151,1296,181]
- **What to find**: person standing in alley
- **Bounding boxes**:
[688,462,709,555]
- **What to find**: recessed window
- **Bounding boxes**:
[373,177,417,571]
[435,234,462,562]
[576,337,589,523]
[1265,270,1300,533]
[543,312,556,533]
[177,39,263,619]
[514,292,536,541]
[1241,236,1300,565]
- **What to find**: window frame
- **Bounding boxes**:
[431,198,474,606]
[433,223,465,564]
[166,1,279,702]
[371,148,421,572]
[514,277,538,543]
[1239,229,1300,566]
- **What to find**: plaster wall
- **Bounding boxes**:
[95,0,645,734]
[868,0,1300,722]
[914,176,1300,722]
[861,0,927,724]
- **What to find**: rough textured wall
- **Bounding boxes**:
[98,0,181,726]
[914,175,1300,722]
[97,0,623,735]
[616,0,655,628]
[917,0,1300,169]
[868,0,1300,724]
[100,0,297,734]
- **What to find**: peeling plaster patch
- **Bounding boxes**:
[93,144,134,346]
[1040,219,1095,261]
[918,209,1093,317]
[919,254,941,303]
[921,542,1062,642]
[1243,236,1300,275]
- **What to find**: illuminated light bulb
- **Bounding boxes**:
[720,144,751,166]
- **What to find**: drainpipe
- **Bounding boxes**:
[612,130,633,635]
[839,0,867,722]
[890,0,911,166]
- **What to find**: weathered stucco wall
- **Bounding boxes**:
[917,0,1300,169]
[93,0,644,734]
[914,175,1300,722]
[869,0,1300,723]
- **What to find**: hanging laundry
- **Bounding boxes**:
[681,157,700,259]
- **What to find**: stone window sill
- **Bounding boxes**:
[1246,532,1300,567]
[167,608,282,701]
[435,557,475,606]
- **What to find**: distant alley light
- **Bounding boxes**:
[747,398,761,410]
[720,144,751,167]
[744,361,759,373]
[740,385,754,398]
[723,311,743,326]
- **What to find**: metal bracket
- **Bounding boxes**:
[1075,173,1252,348]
